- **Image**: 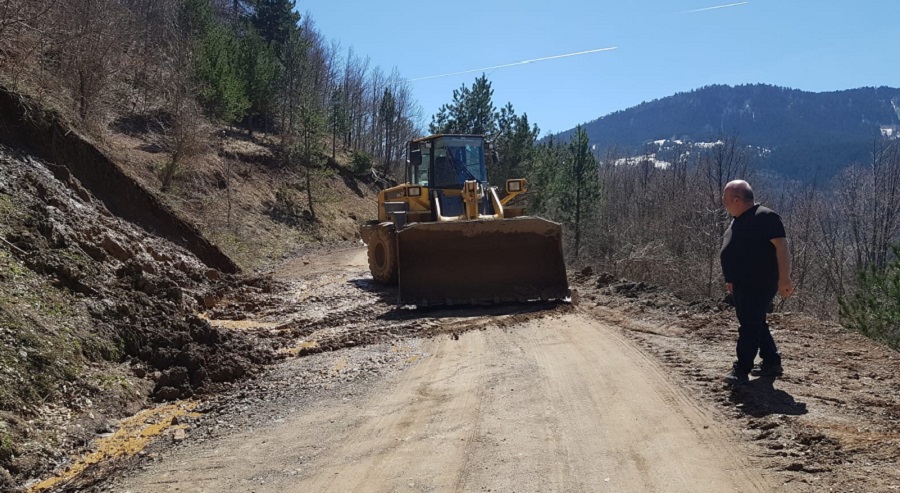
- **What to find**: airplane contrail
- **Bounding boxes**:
[409,47,618,82]
[679,2,749,14]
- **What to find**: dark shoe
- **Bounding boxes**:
[724,369,750,386]
[751,364,784,377]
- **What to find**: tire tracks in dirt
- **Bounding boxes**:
[113,311,777,493]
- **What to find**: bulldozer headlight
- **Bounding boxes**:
[406,186,422,197]
[506,179,525,193]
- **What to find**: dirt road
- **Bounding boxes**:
[22,244,900,492]
[110,249,775,493]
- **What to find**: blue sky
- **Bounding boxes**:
[297,1,899,136]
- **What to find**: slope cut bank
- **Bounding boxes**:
[0,144,277,490]
[0,85,238,274]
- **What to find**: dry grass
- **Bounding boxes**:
[102,121,378,272]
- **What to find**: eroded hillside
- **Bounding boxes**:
[0,145,281,488]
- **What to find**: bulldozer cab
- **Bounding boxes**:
[408,135,490,190]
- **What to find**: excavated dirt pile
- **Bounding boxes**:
[0,145,277,486]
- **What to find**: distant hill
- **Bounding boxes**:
[556,84,900,181]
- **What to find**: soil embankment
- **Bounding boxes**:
[0,145,275,489]
[0,86,238,273]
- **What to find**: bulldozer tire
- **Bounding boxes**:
[368,224,398,285]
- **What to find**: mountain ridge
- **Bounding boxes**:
[555,84,900,180]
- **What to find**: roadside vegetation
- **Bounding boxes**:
[840,246,900,349]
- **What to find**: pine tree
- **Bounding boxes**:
[428,109,451,136]
[239,27,280,134]
[530,126,600,259]
[194,23,249,123]
[465,75,496,136]
[180,0,248,122]
[329,86,350,159]
[493,103,539,185]
[525,136,563,217]
[279,30,308,140]
[250,0,300,57]
[379,88,397,171]
[180,0,214,39]
[839,246,900,349]
[560,126,600,259]
[293,103,327,221]
[428,74,496,136]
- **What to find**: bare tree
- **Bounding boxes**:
[0,0,60,54]
[47,0,135,128]
[158,13,208,192]
[159,97,208,191]
[840,140,900,272]
[0,0,63,93]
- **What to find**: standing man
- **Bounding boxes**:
[720,180,793,385]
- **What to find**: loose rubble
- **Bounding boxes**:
[0,146,277,488]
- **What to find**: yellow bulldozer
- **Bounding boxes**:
[359,134,568,306]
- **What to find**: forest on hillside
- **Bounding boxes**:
[0,0,544,197]
[563,84,900,180]
[0,0,423,183]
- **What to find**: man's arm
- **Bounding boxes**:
[770,237,794,298]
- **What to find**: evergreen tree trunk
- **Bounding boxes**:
[575,188,582,258]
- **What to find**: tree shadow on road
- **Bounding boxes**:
[729,377,808,417]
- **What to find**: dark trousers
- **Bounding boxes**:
[732,285,780,375]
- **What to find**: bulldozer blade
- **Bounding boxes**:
[397,217,568,306]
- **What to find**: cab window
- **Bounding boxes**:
[431,137,487,188]
[415,148,430,186]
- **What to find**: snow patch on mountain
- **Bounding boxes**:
[694,141,724,149]
[614,155,671,170]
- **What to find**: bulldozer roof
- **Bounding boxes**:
[411,134,486,144]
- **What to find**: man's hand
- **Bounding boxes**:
[771,237,793,299]
[726,282,733,294]
[778,279,794,298]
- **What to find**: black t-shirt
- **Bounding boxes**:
[720,204,786,290]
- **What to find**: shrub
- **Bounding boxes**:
[839,246,900,349]
[351,151,373,176]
